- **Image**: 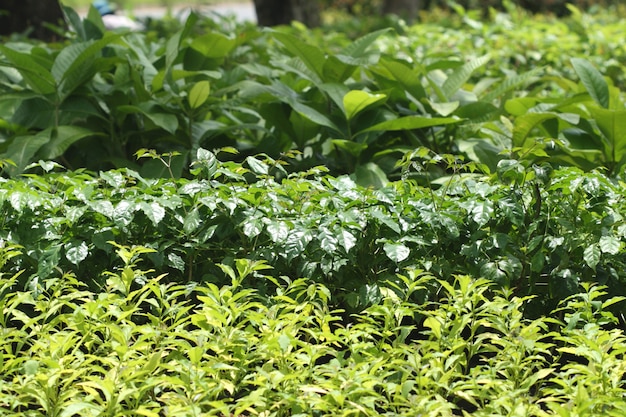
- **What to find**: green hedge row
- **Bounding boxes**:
[2,152,626,317]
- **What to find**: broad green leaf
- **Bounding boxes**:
[117,103,179,134]
[337,229,357,252]
[267,220,289,243]
[269,30,325,80]
[442,54,490,101]
[383,242,410,263]
[139,201,166,226]
[571,58,609,108]
[360,115,461,134]
[65,241,89,266]
[512,112,558,147]
[352,162,389,189]
[423,317,442,339]
[584,244,601,269]
[337,28,390,65]
[0,46,56,95]
[183,208,201,235]
[377,58,426,100]
[428,100,459,117]
[190,32,236,59]
[343,90,387,121]
[38,126,98,160]
[331,140,368,157]
[3,133,50,175]
[193,148,218,178]
[599,236,621,255]
[587,107,626,165]
[245,156,269,175]
[243,219,263,238]
[188,80,211,110]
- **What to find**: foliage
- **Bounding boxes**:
[1,152,626,319]
[1,7,626,184]
[2,247,626,415]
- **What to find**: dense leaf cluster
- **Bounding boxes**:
[1,254,625,416]
[1,7,626,181]
[2,153,626,316]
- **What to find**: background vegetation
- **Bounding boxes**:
[2,3,626,415]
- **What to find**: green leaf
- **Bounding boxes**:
[269,30,325,81]
[587,107,626,166]
[38,126,97,160]
[599,236,621,255]
[442,54,490,101]
[190,32,236,59]
[0,46,55,95]
[139,201,166,226]
[65,241,89,266]
[183,208,201,235]
[571,58,609,108]
[51,37,118,100]
[512,112,558,147]
[383,242,410,263]
[337,28,390,65]
[343,90,387,121]
[377,58,426,100]
[3,133,50,175]
[360,115,461,134]
[584,244,601,269]
[188,81,211,110]
[352,162,389,189]
[337,229,357,253]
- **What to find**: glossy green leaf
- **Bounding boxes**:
[360,116,461,133]
[584,244,601,269]
[343,90,387,121]
[188,81,211,110]
[571,58,609,108]
[383,242,410,263]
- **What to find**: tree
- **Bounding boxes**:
[253,0,321,27]
[0,0,65,41]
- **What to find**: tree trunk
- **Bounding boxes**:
[383,0,420,22]
[253,0,321,27]
[0,0,65,41]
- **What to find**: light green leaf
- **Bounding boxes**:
[139,201,165,226]
[337,229,357,252]
[584,244,601,269]
[188,81,211,110]
[65,241,89,266]
[428,100,460,117]
[423,317,442,339]
[343,90,387,121]
[442,54,490,100]
[377,58,426,100]
[599,236,621,255]
[190,32,236,59]
[361,115,461,134]
[587,107,626,165]
[383,242,410,263]
[571,58,609,108]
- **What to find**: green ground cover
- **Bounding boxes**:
[2,4,626,416]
